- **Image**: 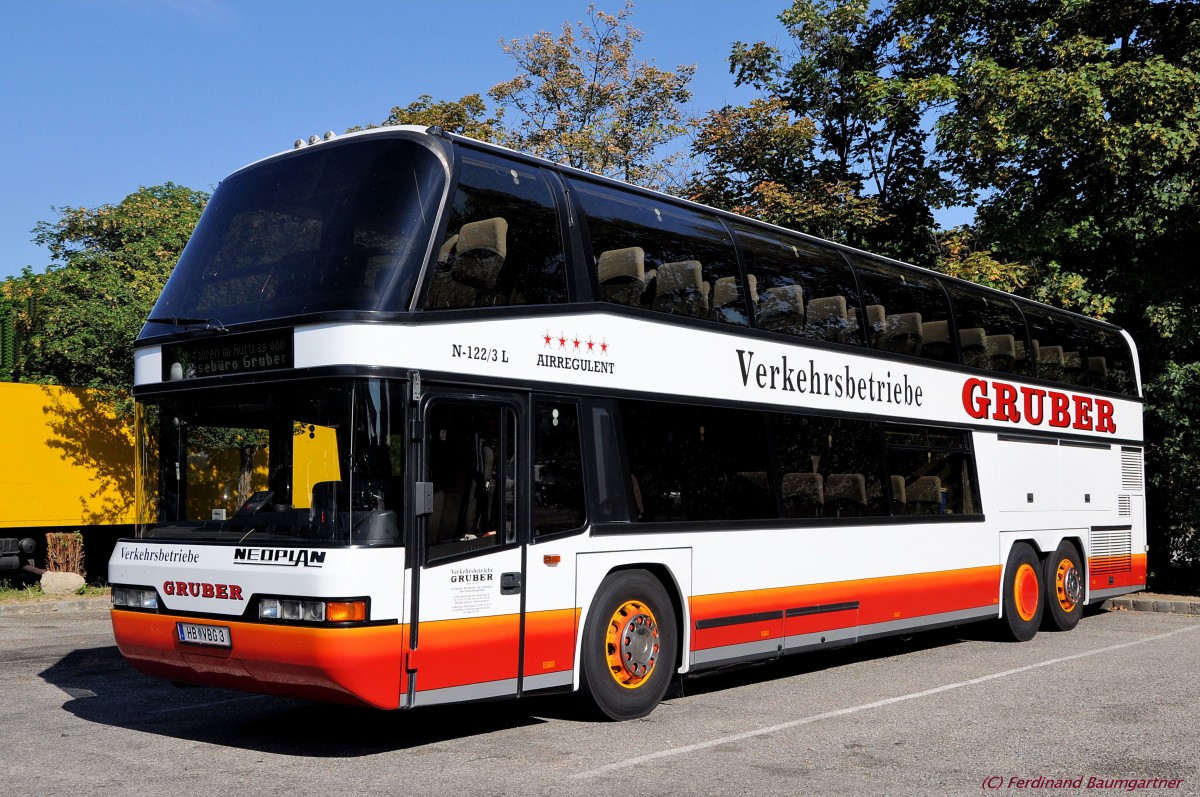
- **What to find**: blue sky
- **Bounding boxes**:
[1,0,966,280]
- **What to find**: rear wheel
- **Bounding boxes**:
[579,570,677,721]
[1042,541,1084,631]
[1002,542,1043,642]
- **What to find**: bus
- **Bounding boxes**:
[108,125,1146,720]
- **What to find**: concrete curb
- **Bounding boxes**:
[0,596,110,617]
[1104,593,1200,616]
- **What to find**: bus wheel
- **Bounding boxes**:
[1002,543,1043,642]
[580,570,678,721]
[1042,541,1084,632]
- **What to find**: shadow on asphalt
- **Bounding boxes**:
[39,644,565,756]
[37,618,1020,756]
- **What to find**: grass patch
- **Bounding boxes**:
[0,579,110,604]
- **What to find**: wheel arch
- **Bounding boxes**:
[573,549,693,690]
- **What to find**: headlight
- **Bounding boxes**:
[258,597,365,623]
[112,587,159,610]
[258,597,326,622]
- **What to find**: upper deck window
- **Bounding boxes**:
[571,180,747,325]
[423,150,567,309]
[144,137,446,334]
[734,225,862,345]
[851,255,956,365]
[945,285,1031,376]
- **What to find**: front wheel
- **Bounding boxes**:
[1002,542,1043,642]
[579,570,678,721]
[1042,541,1084,632]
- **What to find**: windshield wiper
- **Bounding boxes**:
[147,316,229,333]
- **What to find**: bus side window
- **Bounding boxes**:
[533,400,586,536]
[618,400,774,522]
[1080,323,1137,395]
[770,414,887,518]
[945,286,1030,376]
[570,179,746,325]
[1022,305,1090,388]
[424,150,567,310]
[850,255,955,364]
[734,226,862,345]
[883,428,981,516]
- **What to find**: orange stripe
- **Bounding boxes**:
[413,613,520,691]
[111,610,406,708]
[1088,553,1147,592]
[689,566,1001,651]
[522,608,580,677]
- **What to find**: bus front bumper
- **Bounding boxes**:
[110,609,408,709]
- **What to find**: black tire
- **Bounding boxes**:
[1002,542,1043,642]
[1042,541,1084,632]
[579,569,678,721]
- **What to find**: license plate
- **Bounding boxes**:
[176,622,231,648]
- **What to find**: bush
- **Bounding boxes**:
[45,531,85,577]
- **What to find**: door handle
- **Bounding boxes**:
[500,572,523,595]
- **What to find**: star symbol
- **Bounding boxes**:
[543,332,552,346]
[586,339,595,352]
[600,340,609,354]
[558,334,567,348]
[572,337,581,350]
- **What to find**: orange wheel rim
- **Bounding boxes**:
[1055,558,1082,612]
[605,599,660,689]
[1014,563,1039,622]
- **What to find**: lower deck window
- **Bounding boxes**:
[617,399,981,524]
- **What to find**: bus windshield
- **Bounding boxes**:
[137,379,404,546]
[144,136,446,331]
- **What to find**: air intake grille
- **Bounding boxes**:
[1121,447,1144,491]
[1091,528,1132,574]
[1118,495,1132,517]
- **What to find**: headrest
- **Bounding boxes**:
[712,276,740,308]
[959,327,986,348]
[908,476,942,502]
[985,334,1016,357]
[807,295,848,322]
[457,217,508,259]
[597,247,645,283]
[656,260,704,292]
[922,320,950,343]
[885,312,921,336]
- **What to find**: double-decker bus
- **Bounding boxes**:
[108,126,1146,720]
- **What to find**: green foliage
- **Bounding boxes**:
[896,0,1200,584]
[489,1,695,189]
[935,227,1029,294]
[367,3,696,192]
[689,98,886,241]
[1145,361,1200,585]
[354,93,505,141]
[10,183,207,400]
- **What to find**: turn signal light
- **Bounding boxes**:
[326,601,367,622]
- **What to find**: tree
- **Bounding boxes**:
[689,97,887,243]
[354,93,505,141]
[894,0,1200,585]
[691,0,959,262]
[14,183,208,395]
[367,3,696,192]
[488,1,696,189]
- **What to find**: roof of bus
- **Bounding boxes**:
[231,125,1129,336]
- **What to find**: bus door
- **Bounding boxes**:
[407,394,525,705]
